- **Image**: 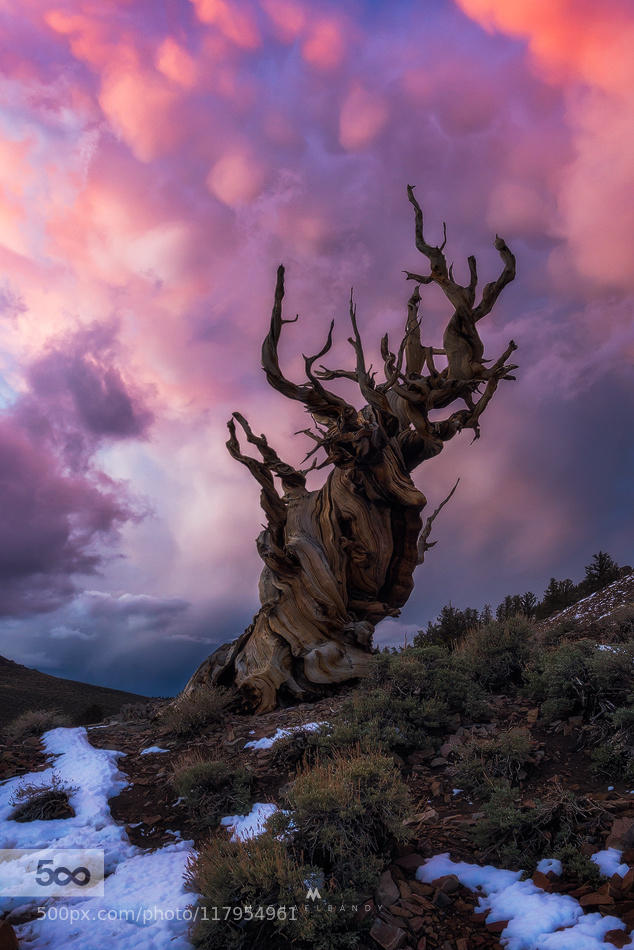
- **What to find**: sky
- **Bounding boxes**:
[0,0,632,697]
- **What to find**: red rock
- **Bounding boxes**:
[376,870,401,907]
[369,919,408,949]
[608,818,634,850]
[532,870,552,892]
[0,921,18,950]
[395,853,426,872]
[579,890,615,907]
[486,919,510,933]
[416,938,427,950]
[604,929,630,948]
[432,874,460,894]
[408,916,424,934]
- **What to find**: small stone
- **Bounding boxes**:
[376,870,401,907]
[579,890,614,907]
[604,929,630,948]
[430,757,447,768]
[369,919,408,950]
[607,817,634,850]
[433,874,460,894]
[532,870,552,891]
[432,889,452,909]
[394,853,425,872]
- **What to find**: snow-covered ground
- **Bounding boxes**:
[0,727,195,949]
[243,721,327,750]
[418,853,634,950]
[220,803,279,841]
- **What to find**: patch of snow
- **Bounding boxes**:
[452,788,463,796]
[0,727,195,948]
[417,853,632,950]
[591,848,630,878]
[139,745,169,755]
[536,858,562,876]
[243,721,327,750]
[220,803,279,841]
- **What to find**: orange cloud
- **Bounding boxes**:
[98,54,183,162]
[457,0,634,291]
[302,16,345,69]
[339,83,388,150]
[156,37,198,89]
[189,0,261,49]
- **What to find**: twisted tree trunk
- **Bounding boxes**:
[184,187,518,712]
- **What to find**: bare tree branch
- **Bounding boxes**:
[417,479,460,564]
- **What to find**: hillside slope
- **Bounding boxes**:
[0,654,151,729]
[537,572,634,637]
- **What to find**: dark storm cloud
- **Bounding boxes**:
[0,323,153,617]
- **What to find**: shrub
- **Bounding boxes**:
[272,751,412,891]
[119,702,154,721]
[171,753,253,826]
[590,704,634,782]
[525,640,634,722]
[187,835,363,950]
[76,703,105,725]
[10,773,76,822]
[471,781,605,869]
[457,616,533,692]
[4,708,71,742]
[554,843,602,887]
[160,687,232,736]
[453,728,536,796]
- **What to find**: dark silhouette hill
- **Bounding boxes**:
[0,654,151,729]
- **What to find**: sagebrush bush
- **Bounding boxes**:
[453,728,536,795]
[10,773,76,822]
[171,752,253,826]
[590,704,634,781]
[471,781,603,869]
[457,616,533,692]
[160,687,232,735]
[321,646,489,757]
[4,708,71,742]
[187,835,363,950]
[272,751,412,891]
[525,640,634,722]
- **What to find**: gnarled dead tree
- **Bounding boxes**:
[185,187,518,711]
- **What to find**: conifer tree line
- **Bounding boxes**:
[416,551,629,647]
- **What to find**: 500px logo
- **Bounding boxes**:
[34,859,92,888]
[0,849,105,897]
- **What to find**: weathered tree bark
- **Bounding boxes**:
[184,187,518,711]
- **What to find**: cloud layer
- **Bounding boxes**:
[0,0,632,693]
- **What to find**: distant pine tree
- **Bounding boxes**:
[582,551,620,594]
[414,603,480,649]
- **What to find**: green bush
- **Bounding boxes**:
[590,704,634,781]
[187,835,363,950]
[171,753,253,826]
[301,646,490,760]
[160,687,232,736]
[457,616,534,692]
[525,640,634,722]
[272,751,412,891]
[453,728,536,796]
[471,781,602,869]
[4,708,71,742]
